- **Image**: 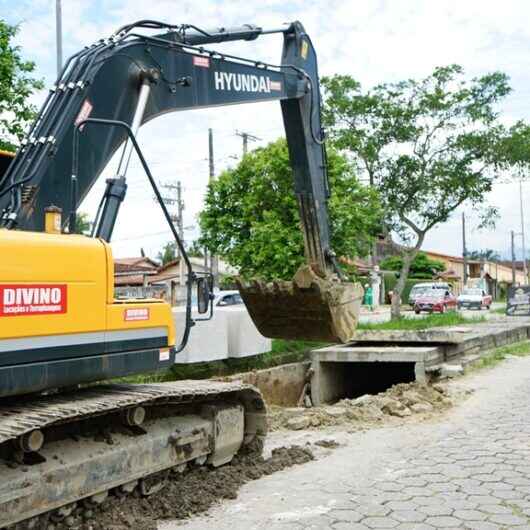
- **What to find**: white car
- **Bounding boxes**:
[214,290,243,307]
[457,288,492,310]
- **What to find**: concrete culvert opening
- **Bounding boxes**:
[317,361,417,404]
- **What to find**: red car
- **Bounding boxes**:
[414,290,457,314]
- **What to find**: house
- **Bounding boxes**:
[424,250,527,297]
[148,256,237,305]
[423,251,465,283]
[113,256,164,298]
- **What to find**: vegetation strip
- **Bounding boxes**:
[473,339,530,369]
[357,312,486,330]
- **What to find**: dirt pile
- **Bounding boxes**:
[269,381,456,431]
[53,445,313,530]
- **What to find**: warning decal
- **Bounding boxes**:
[75,99,93,130]
[193,56,210,68]
[0,284,67,317]
[124,308,150,321]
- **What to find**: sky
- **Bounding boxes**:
[3,0,530,260]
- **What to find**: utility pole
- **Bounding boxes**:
[520,180,528,284]
[235,130,261,155]
[511,230,517,285]
[462,212,468,286]
[208,128,219,287]
[176,181,185,287]
[158,181,185,298]
[55,0,63,79]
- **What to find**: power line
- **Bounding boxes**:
[235,130,262,155]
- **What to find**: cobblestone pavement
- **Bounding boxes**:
[168,355,530,530]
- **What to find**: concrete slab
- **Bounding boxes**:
[313,345,442,363]
[349,321,530,345]
[310,320,530,406]
[350,326,478,344]
[173,306,271,363]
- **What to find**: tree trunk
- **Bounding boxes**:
[390,232,425,320]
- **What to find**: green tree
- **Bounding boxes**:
[322,65,530,318]
[75,212,91,235]
[380,252,445,278]
[186,239,204,258]
[199,138,381,281]
[157,242,176,265]
[0,21,44,151]
[467,249,500,261]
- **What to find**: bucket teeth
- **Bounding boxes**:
[237,266,363,343]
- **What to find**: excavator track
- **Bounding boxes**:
[0,381,267,529]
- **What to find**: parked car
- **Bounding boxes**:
[414,290,457,314]
[457,288,492,310]
[214,290,243,307]
[408,282,451,308]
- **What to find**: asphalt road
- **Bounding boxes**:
[169,353,530,530]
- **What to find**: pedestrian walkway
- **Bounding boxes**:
[172,354,530,529]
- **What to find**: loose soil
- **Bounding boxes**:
[268,380,472,432]
[53,445,313,530]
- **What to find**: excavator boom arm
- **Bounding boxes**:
[0,21,332,274]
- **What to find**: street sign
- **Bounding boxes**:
[506,286,530,316]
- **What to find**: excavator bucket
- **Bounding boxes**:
[237,265,364,343]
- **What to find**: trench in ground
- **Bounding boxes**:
[318,361,417,404]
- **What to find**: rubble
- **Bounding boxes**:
[286,416,311,430]
[410,402,434,413]
[441,363,465,377]
[269,381,459,431]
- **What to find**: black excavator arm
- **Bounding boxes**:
[0,20,362,343]
[0,20,333,276]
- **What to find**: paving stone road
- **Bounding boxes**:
[168,355,530,530]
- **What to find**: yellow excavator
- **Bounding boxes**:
[0,20,362,528]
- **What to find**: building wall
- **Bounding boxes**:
[424,251,526,297]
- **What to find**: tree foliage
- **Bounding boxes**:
[186,239,204,258]
[466,248,500,261]
[322,65,530,317]
[380,252,445,278]
[199,138,381,281]
[157,242,176,266]
[0,21,43,151]
[75,212,91,235]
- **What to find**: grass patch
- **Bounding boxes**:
[475,340,530,369]
[492,306,506,315]
[112,339,321,385]
[358,312,485,331]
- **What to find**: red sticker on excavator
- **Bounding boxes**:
[75,99,93,130]
[193,56,210,68]
[0,284,67,317]
[124,308,150,321]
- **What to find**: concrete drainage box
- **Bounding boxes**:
[310,322,530,406]
[310,345,442,406]
[173,306,271,363]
